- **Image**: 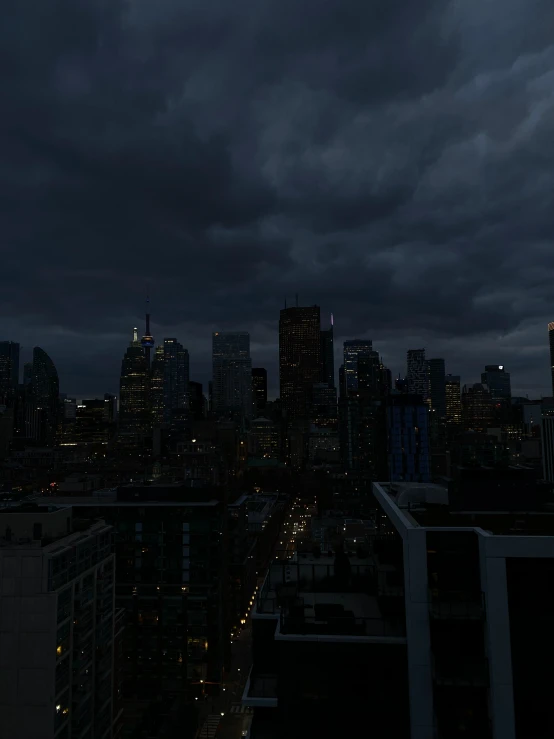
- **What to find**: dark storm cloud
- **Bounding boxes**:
[2,0,554,396]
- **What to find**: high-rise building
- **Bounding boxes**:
[163,338,189,424]
[150,344,165,427]
[249,417,280,458]
[387,394,431,482]
[252,367,268,415]
[445,374,462,425]
[212,332,252,420]
[343,340,374,393]
[0,507,117,739]
[75,398,110,447]
[118,328,150,444]
[39,485,227,739]
[320,319,334,387]
[279,306,321,420]
[542,412,554,482]
[428,358,446,417]
[462,383,494,433]
[549,322,554,397]
[0,341,20,405]
[407,348,429,403]
[140,297,155,368]
[481,364,511,401]
[31,346,60,446]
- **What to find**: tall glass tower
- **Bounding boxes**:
[481,365,511,401]
[31,346,59,446]
[343,340,374,393]
[407,348,430,403]
[279,306,321,420]
[163,339,189,423]
[119,328,150,443]
[212,332,252,420]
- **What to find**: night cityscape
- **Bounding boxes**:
[3,1,554,739]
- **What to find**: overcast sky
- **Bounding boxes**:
[3,0,554,399]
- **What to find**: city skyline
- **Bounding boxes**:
[3,317,553,402]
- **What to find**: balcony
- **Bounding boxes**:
[428,590,485,620]
[256,559,406,641]
[242,667,278,708]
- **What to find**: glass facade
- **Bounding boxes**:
[407,348,430,403]
[163,338,190,423]
[481,364,511,401]
[118,330,150,443]
[212,332,252,420]
[343,340,373,393]
[279,306,321,420]
[31,346,60,445]
[387,395,431,482]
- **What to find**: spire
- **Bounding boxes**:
[133,327,138,343]
[140,293,155,367]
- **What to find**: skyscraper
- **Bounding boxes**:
[212,332,253,420]
[549,322,554,397]
[343,340,374,393]
[279,306,321,420]
[118,328,150,443]
[140,297,155,368]
[150,344,165,427]
[163,338,189,423]
[445,375,462,425]
[462,383,494,433]
[387,394,430,482]
[320,318,334,387]
[0,341,19,405]
[31,347,60,446]
[252,367,267,415]
[481,364,511,401]
[407,349,429,403]
[428,358,446,417]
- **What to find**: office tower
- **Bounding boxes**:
[343,340,374,392]
[140,297,155,368]
[407,348,429,402]
[311,383,338,428]
[380,362,392,396]
[104,393,118,423]
[75,398,110,447]
[150,344,165,426]
[31,346,60,446]
[387,394,431,482]
[550,322,554,397]
[212,332,253,420]
[372,472,554,739]
[542,413,554,482]
[163,338,190,423]
[118,328,150,443]
[189,381,206,421]
[0,341,20,405]
[445,375,462,425]
[23,362,32,385]
[340,354,386,474]
[279,306,321,420]
[481,364,511,401]
[249,417,280,458]
[462,383,494,433]
[428,358,446,417]
[38,484,227,739]
[0,507,116,739]
[252,367,268,415]
[320,317,334,387]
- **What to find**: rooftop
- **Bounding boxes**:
[375,481,554,536]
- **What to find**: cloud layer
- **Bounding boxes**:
[3,0,554,397]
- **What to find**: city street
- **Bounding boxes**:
[195,622,253,739]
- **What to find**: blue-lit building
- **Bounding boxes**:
[387,394,430,482]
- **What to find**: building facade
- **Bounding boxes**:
[407,348,429,403]
[0,508,117,739]
[212,332,252,421]
[462,383,494,433]
[31,346,60,447]
[118,329,150,444]
[0,340,20,406]
[163,338,190,424]
[320,323,334,388]
[428,358,446,418]
[251,368,267,416]
[445,375,462,426]
[481,365,511,401]
[343,340,374,393]
[279,306,321,421]
[387,394,430,482]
